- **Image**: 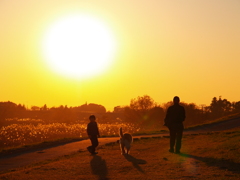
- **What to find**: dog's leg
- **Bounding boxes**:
[120,143,125,155]
[126,148,130,154]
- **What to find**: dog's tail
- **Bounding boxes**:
[119,127,124,138]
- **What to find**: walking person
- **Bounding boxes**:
[87,115,100,155]
[164,96,186,154]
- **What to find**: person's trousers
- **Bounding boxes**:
[89,136,99,153]
[168,123,184,151]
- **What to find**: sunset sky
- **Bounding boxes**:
[1,0,240,111]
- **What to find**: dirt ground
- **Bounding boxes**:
[1,129,240,180]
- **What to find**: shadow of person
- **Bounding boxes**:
[90,155,108,180]
[180,153,240,174]
[123,154,147,173]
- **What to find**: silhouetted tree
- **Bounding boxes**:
[232,101,240,114]
[76,103,106,113]
[130,95,156,111]
[124,95,164,128]
[113,106,125,113]
[31,106,40,111]
[180,102,202,126]
[209,96,232,119]
[41,104,48,111]
[0,102,27,126]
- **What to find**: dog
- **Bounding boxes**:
[119,127,133,155]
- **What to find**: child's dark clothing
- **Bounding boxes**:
[87,121,100,154]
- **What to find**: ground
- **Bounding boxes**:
[1,129,240,180]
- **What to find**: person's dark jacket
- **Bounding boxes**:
[87,121,100,136]
[164,104,185,126]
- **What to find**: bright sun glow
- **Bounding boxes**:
[42,14,117,78]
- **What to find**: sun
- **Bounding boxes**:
[42,14,117,79]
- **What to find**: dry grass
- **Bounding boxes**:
[0,123,141,149]
[1,130,240,180]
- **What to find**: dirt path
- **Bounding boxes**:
[0,117,239,174]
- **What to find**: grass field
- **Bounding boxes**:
[0,122,143,150]
[1,128,240,180]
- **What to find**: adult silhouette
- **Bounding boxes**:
[164,96,186,154]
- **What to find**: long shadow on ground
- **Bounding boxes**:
[123,154,147,173]
[0,139,83,159]
[90,155,108,180]
[180,153,240,174]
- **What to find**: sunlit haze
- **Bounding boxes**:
[1,0,240,111]
[42,14,117,79]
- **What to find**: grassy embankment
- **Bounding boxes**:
[185,112,240,130]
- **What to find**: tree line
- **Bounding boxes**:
[118,95,240,128]
[0,102,107,126]
[0,96,240,127]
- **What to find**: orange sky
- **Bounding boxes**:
[1,0,240,111]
